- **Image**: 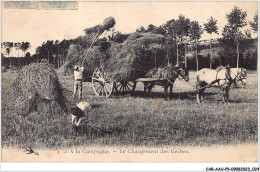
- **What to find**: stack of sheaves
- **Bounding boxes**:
[9,62,68,116]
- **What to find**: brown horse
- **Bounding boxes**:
[143,65,189,100]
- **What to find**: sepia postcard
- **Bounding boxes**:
[1,1,258,166]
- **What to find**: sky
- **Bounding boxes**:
[1,1,258,55]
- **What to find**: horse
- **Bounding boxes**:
[196,67,233,104]
[143,65,189,100]
[215,66,247,88]
[230,67,247,87]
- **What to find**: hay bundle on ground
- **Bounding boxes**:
[9,62,68,116]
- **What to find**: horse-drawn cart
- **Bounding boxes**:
[91,66,189,99]
[68,17,189,99]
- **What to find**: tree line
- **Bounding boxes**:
[1,6,258,70]
[134,6,258,70]
[2,42,31,57]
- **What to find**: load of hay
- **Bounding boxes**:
[105,32,167,81]
[8,62,68,116]
[60,16,174,82]
[62,32,169,82]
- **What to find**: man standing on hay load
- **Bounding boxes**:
[73,65,84,99]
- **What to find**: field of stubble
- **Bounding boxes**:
[1,70,258,149]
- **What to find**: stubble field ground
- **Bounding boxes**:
[1,70,258,149]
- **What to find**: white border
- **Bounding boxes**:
[1,0,259,171]
[1,163,259,171]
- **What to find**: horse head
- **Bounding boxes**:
[238,68,247,85]
[169,65,189,82]
[180,67,189,82]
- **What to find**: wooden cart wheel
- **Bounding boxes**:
[92,68,114,98]
[114,81,136,94]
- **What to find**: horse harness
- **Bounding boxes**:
[215,68,233,89]
[232,68,246,82]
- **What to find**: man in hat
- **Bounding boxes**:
[73,65,84,99]
[71,101,92,133]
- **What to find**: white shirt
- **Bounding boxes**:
[76,102,91,112]
[74,67,84,80]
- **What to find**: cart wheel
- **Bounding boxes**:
[92,68,114,98]
[114,81,136,94]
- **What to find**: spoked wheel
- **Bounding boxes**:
[114,81,136,95]
[92,68,114,98]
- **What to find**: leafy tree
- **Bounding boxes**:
[53,40,59,68]
[25,52,31,65]
[6,47,11,57]
[249,13,258,70]
[20,42,31,57]
[25,52,31,58]
[45,40,54,63]
[9,42,14,57]
[153,25,166,35]
[14,42,21,58]
[222,6,247,67]
[249,13,258,33]
[165,15,190,66]
[146,24,156,32]
[189,21,203,71]
[204,16,218,68]
[136,26,145,32]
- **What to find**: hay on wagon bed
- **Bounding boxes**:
[62,32,169,82]
[105,32,167,81]
[9,62,68,116]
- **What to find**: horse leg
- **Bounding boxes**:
[143,82,148,97]
[169,84,173,100]
[164,85,168,101]
[200,88,206,101]
[148,82,155,97]
[196,81,207,103]
[196,81,201,103]
[224,87,230,105]
[233,79,238,88]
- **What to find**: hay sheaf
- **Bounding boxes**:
[84,17,115,37]
[9,63,68,116]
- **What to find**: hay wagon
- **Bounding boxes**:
[91,67,168,98]
[76,17,170,98]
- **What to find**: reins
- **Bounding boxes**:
[230,68,246,82]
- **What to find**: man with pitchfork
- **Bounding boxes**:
[73,65,84,100]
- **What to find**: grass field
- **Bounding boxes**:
[1,69,258,149]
